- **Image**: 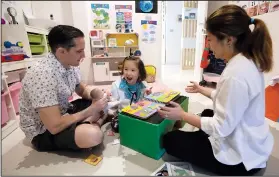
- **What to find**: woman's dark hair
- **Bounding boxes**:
[120,56,147,81]
[206,5,273,72]
[48,25,84,53]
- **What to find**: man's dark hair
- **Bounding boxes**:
[48,25,84,53]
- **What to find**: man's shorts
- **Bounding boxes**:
[31,99,92,151]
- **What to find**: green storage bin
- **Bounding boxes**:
[30,45,45,55]
[28,33,42,44]
[119,96,189,160]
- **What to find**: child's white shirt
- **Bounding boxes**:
[111,78,148,111]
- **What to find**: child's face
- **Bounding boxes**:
[123,60,140,85]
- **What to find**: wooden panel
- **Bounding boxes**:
[184,1,198,8]
[183,19,197,38]
[182,48,195,70]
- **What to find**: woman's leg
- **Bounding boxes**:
[163,130,261,176]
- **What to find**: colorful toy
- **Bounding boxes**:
[134,49,141,56]
[1,18,6,24]
[1,41,29,63]
[145,65,156,83]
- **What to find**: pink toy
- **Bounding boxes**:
[2,91,9,125]
[9,82,22,114]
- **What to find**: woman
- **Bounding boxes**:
[158,5,274,176]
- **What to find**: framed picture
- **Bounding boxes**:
[135,0,158,14]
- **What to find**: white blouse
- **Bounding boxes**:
[201,53,274,171]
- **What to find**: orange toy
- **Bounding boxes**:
[200,37,210,69]
[265,83,279,122]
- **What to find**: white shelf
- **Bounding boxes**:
[2,58,40,73]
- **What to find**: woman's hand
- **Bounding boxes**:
[185,81,202,93]
[157,101,185,121]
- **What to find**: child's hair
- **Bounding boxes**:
[120,56,147,81]
[206,4,273,72]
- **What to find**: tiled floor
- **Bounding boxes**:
[2,65,279,176]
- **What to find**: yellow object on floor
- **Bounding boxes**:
[145,65,156,83]
[84,154,102,166]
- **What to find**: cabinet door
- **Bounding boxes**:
[93,62,110,82]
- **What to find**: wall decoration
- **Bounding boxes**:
[91,4,110,29]
[141,20,157,43]
[115,5,133,33]
[246,1,259,17]
[184,8,197,19]
[269,1,279,12]
[135,0,158,14]
[258,1,270,15]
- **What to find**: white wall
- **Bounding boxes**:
[71,1,162,84]
[31,1,63,24]
[207,1,229,16]
[255,10,279,86]
[60,1,74,26]
[165,1,183,65]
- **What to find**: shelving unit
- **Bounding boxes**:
[106,33,139,57]
[1,24,49,139]
[90,32,140,84]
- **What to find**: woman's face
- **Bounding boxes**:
[206,32,227,59]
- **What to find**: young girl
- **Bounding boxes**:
[111,56,152,111]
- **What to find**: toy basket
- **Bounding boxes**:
[145,65,156,83]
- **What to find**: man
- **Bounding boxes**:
[19,25,108,151]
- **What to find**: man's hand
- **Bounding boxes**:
[90,96,108,113]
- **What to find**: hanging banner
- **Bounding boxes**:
[141,20,157,44]
[115,5,133,32]
[91,4,110,29]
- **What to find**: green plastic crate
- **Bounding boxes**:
[119,96,189,160]
[30,45,45,55]
[28,33,42,44]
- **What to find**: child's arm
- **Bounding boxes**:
[141,81,153,96]
[111,82,120,101]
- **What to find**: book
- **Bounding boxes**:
[150,162,195,176]
[150,163,169,176]
[121,99,164,119]
[144,90,181,104]
[166,162,195,176]
[121,90,180,119]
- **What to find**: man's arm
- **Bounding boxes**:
[75,82,93,100]
[38,104,93,135]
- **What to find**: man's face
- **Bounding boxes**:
[58,37,85,67]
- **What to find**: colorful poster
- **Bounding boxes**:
[91,4,110,29]
[247,1,259,17]
[115,5,133,32]
[258,1,270,15]
[184,8,197,19]
[269,1,279,12]
[141,20,157,43]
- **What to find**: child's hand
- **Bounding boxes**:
[145,87,153,95]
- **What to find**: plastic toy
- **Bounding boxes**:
[1,41,29,63]
[134,49,141,56]
[1,18,6,24]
